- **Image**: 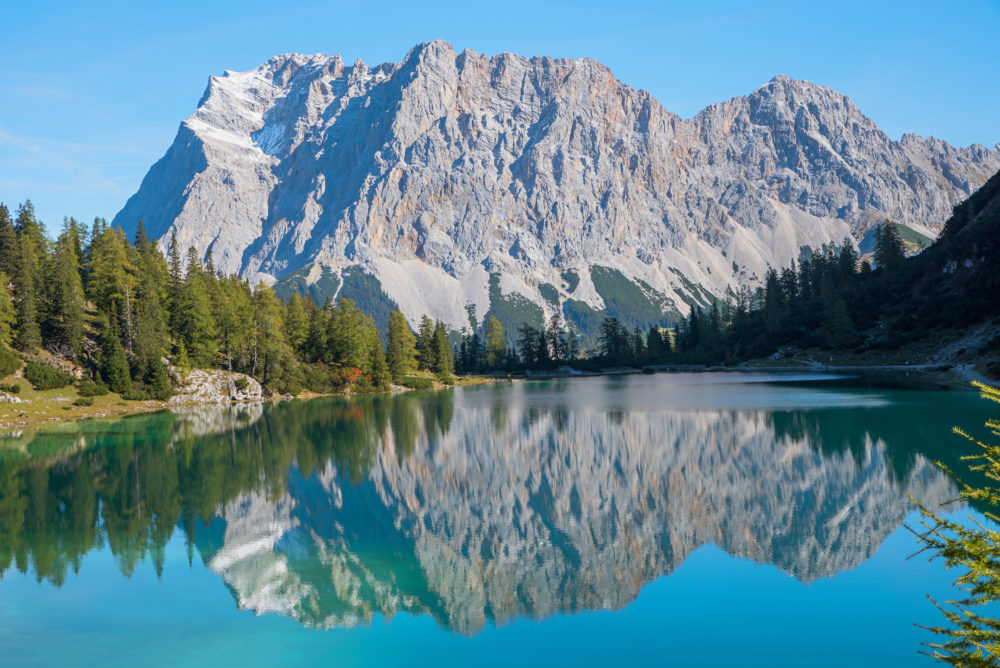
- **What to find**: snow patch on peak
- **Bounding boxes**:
[253,124,286,156]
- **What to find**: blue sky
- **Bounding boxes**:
[2,0,998,228]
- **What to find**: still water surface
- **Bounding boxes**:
[0,372,994,666]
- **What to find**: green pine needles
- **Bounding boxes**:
[909,381,1000,665]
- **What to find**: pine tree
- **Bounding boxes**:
[12,240,40,350]
[177,247,216,366]
[303,299,327,363]
[646,327,665,363]
[0,204,18,278]
[174,339,190,368]
[416,315,436,371]
[874,221,906,272]
[283,293,308,353]
[99,311,131,395]
[547,313,566,363]
[326,298,372,369]
[432,321,453,376]
[565,328,581,361]
[132,224,170,383]
[14,201,48,276]
[166,231,183,338]
[482,314,505,369]
[142,356,172,400]
[252,282,294,390]
[367,334,391,390]
[821,288,856,349]
[385,309,417,383]
[0,270,15,346]
[44,227,86,357]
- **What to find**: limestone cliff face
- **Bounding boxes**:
[198,388,954,634]
[113,40,1000,328]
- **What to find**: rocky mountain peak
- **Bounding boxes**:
[113,41,1000,333]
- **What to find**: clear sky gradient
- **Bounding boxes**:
[2,0,998,228]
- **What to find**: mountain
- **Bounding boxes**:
[194,385,956,634]
[112,40,1000,335]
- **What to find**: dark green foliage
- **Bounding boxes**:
[0,345,21,377]
[326,298,374,369]
[386,310,418,383]
[12,239,41,350]
[176,248,217,366]
[432,321,454,376]
[666,268,714,312]
[400,375,433,390]
[366,336,391,390]
[337,266,400,335]
[99,316,131,395]
[0,382,20,394]
[43,225,86,358]
[76,381,109,397]
[234,376,250,391]
[416,315,436,371]
[599,317,632,365]
[484,273,544,346]
[562,299,604,350]
[590,266,675,331]
[23,362,74,390]
[874,221,907,271]
[908,382,1000,665]
[0,199,439,399]
[141,357,172,400]
[561,270,580,293]
[273,264,341,305]
[0,204,18,279]
[539,283,560,307]
[73,397,94,407]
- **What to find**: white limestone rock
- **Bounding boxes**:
[113,41,1000,328]
[168,367,263,405]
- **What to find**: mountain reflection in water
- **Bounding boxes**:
[0,374,980,635]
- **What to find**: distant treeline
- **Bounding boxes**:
[488,168,1000,371]
[3,167,997,391]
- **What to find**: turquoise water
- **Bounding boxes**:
[0,372,994,666]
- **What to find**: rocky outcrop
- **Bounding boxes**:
[113,41,1000,330]
[168,367,263,405]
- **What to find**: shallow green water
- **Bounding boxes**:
[0,372,995,666]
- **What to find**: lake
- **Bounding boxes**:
[0,372,994,666]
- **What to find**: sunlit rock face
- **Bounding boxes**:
[199,385,954,634]
[112,41,1000,329]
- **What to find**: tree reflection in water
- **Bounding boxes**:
[0,377,988,634]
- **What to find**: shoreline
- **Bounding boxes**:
[1,363,990,436]
[0,374,502,434]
